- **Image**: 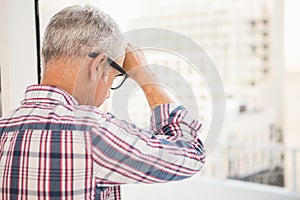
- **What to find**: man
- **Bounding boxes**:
[0,5,205,200]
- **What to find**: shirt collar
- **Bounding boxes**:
[22,84,79,106]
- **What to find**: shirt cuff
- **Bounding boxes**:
[150,103,202,134]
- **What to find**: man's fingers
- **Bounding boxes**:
[123,43,148,73]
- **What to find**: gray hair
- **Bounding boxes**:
[42,5,125,68]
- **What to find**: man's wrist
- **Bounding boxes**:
[128,66,160,86]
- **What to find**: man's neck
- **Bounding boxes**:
[41,59,96,106]
[41,61,78,96]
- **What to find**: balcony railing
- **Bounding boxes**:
[200,142,300,191]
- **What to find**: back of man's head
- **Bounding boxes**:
[42,5,124,70]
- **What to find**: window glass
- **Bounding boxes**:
[39,0,290,189]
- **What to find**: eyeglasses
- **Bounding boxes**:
[88,52,129,90]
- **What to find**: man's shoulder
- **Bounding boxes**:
[73,105,114,124]
[0,103,114,132]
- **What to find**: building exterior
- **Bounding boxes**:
[125,0,286,187]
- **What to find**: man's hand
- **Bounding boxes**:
[122,44,158,86]
[123,44,147,72]
[122,43,177,110]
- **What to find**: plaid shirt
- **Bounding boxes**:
[0,85,205,200]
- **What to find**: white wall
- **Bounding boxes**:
[284,0,300,71]
[284,72,300,191]
[0,0,38,115]
[283,0,300,192]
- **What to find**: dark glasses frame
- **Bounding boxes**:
[88,52,129,90]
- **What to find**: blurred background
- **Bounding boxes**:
[1,0,300,199]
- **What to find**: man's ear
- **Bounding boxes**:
[89,53,107,82]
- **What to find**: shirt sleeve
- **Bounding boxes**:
[92,103,205,185]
